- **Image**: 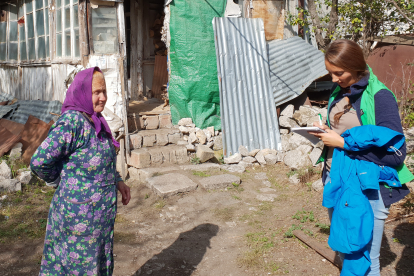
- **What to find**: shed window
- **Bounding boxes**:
[0,3,18,62]
[56,0,79,58]
[91,6,118,54]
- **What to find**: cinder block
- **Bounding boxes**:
[129,133,143,149]
[168,132,182,144]
[149,147,164,165]
[156,132,169,146]
[145,116,159,130]
[159,114,172,128]
[128,149,151,169]
[174,146,188,164]
[142,134,156,147]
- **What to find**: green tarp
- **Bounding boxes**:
[169,0,226,130]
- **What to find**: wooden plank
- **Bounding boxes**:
[151,55,167,99]
[79,0,89,67]
[117,2,131,160]
[251,1,284,41]
[293,230,342,269]
[369,35,414,46]
[130,0,144,100]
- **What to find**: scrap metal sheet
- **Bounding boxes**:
[213,17,281,157]
[268,36,328,106]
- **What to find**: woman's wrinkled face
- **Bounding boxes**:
[92,72,107,113]
[325,60,358,88]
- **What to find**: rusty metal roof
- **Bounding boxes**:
[268,36,328,106]
[213,17,282,157]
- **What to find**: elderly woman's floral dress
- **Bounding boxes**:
[31,110,122,276]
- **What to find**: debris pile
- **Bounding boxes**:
[0,161,31,193]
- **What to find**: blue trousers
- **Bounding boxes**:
[325,172,389,276]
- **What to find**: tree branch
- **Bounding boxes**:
[384,0,414,24]
[307,0,326,49]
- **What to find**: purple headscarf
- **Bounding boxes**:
[62,67,120,148]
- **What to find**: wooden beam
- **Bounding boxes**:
[117,2,131,163]
[293,230,342,269]
[369,35,414,46]
[130,0,144,100]
[79,0,89,67]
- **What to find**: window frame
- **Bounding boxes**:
[87,2,120,55]
[52,0,81,62]
[0,2,19,64]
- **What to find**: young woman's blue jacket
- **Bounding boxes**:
[323,125,405,276]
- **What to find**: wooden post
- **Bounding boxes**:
[130,0,144,100]
[78,0,89,67]
[117,2,131,166]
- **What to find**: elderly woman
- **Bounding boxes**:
[31,67,131,276]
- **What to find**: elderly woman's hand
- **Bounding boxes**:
[117,181,131,205]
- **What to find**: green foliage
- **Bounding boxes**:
[287,0,414,51]
[283,224,303,238]
[192,171,210,177]
[292,209,315,223]
[190,157,201,165]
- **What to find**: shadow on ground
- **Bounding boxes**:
[134,223,219,276]
[394,222,414,275]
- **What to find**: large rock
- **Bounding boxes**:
[9,143,23,161]
[128,166,179,183]
[213,136,223,150]
[289,174,300,184]
[18,171,32,184]
[248,149,260,157]
[264,154,278,165]
[312,178,324,192]
[289,133,313,148]
[279,115,300,128]
[297,145,313,154]
[0,179,21,192]
[283,150,312,170]
[255,151,266,165]
[180,163,220,171]
[281,134,294,152]
[0,161,12,179]
[189,132,198,144]
[292,106,319,127]
[224,153,242,164]
[203,129,212,141]
[238,145,249,157]
[225,164,246,173]
[196,130,207,144]
[196,145,215,163]
[199,174,241,190]
[148,173,198,198]
[309,147,323,166]
[178,118,193,126]
[281,104,294,117]
[242,156,256,163]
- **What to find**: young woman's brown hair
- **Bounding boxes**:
[325,40,368,124]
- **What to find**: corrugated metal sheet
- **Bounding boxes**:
[0,92,15,102]
[268,36,328,106]
[213,17,281,157]
[4,100,62,125]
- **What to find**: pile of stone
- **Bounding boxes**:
[177,118,222,152]
[0,160,32,193]
[221,104,327,172]
[279,104,327,170]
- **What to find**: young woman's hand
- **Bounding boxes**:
[117,181,131,205]
[309,122,345,149]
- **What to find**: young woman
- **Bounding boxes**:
[310,40,411,275]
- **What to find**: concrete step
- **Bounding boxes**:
[127,145,188,169]
[128,163,221,183]
[129,128,184,149]
[128,112,172,132]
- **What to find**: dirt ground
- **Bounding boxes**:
[1,163,414,276]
